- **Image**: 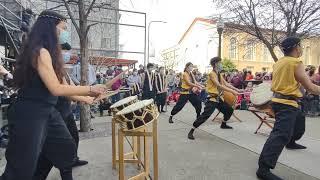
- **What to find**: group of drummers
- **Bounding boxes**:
[1,8,320,180]
[163,37,320,180]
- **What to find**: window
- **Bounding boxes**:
[246,66,254,71]
[101,37,111,49]
[263,46,272,62]
[245,40,255,61]
[304,46,311,65]
[101,17,112,36]
[229,38,237,59]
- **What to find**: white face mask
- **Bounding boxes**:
[216,63,223,72]
[133,72,138,76]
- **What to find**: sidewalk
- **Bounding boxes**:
[41,104,319,180]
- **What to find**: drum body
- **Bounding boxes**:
[116,99,159,131]
[110,96,138,116]
[223,91,237,107]
[250,82,275,117]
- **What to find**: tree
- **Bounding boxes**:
[222,58,236,72]
[214,0,320,62]
[59,0,113,132]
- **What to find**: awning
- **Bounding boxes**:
[67,55,138,66]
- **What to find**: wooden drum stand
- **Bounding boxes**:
[112,117,159,180]
[112,117,141,170]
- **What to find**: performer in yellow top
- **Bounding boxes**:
[168,62,203,123]
[257,37,320,180]
[188,57,241,140]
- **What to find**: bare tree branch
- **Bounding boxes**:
[62,0,80,35]
[85,0,97,18]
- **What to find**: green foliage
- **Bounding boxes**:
[222,58,236,72]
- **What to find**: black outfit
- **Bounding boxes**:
[155,74,167,111]
[192,99,233,128]
[1,75,76,180]
[142,71,156,100]
[170,73,202,118]
[171,93,201,117]
[34,96,85,180]
[258,103,305,170]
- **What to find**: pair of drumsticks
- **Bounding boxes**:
[94,69,130,102]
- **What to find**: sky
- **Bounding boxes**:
[119,0,218,64]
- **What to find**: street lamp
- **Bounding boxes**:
[147,20,167,65]
[217,16,224,58]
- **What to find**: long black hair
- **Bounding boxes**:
[184,62,193,72]
[13,10,66,89]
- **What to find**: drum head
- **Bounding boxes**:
[250,82,273,106]
[116,99,154,116]
[110,96,137,108]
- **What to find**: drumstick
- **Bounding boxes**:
[94,91,119,102]
[105,69,129,89]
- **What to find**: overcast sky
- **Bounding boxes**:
[119,0,217,63]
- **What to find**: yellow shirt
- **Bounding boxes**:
[181,72,192,94]
[271,56,303,108]
[207,71,223,102]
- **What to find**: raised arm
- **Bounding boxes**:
[37,48,104,97]
[210,73,238,95]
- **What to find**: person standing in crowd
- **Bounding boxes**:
[167,69,176,96]
[111,66,123,103]
[127,69,142,96]
[0,10,107,180]
[70,57,96,86]
[257,37,320,180]
[188,57,240,140]
[141,63,156,100]
[155,67,168,112]
[245,71,254,80]
[311,65,320,85]
[95,73,106,84]
[138,64,145,75]
[168,62,203,123]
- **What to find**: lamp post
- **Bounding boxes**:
[217,16,224,58]
[147,20,167,65]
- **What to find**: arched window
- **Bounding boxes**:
[229,38,237,59]
[304,46,311,65]
[245,40,255,61]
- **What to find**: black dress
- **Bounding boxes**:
[2,74,76,180]
[142,71,156,100]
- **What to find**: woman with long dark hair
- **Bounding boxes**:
[1,10,107,180]
[168,62,203,123]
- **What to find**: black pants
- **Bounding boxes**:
[171,93,202,117]
[33,113,79,180]
[258,103,305,169]
[99,101,112,116]
[193,100,233,128]
[142,90,155,100]
[2,101,76,180]
[156,92,167,111]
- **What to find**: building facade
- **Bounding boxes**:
[22,0,120,58]
[162,17,320,73]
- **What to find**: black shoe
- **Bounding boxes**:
[256,168,283,180]
[72,160,88,167]
[161,109,167,113]
[188,129,195,140]
[220,122,233,129]
[169,116,174,123]
[286,142,307,150]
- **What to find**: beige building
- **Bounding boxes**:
[162,17,320,73]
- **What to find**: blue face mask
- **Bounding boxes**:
[59,29,70,45]
[216,63,223,72]
[62,52,71,63]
